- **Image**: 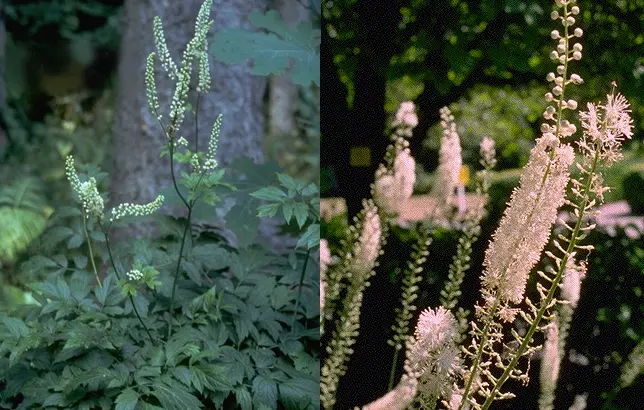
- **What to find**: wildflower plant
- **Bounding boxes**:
[0,1,320,409]
[322,1,636,409]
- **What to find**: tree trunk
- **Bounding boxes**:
[111,0,268,240]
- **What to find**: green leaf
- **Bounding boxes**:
[151,380,203,410]
[170,366,192,388]
[73,254,88,269]
[1,316,30,338]
[210,10,320,86]
[292,202,309,228]
[67,233,84,249]
[279,378,319,409]
[250,186,287,202]
[42,226,74,250]
[296,223,319,250]
[115,388,139,410]
[252,375,278,409]
[282,201,294,224]
[235,386,252,410]
[257,202,280,218]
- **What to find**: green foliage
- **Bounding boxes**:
[0,2,320,409]
[0,178,52,262]
[210,10,320,87]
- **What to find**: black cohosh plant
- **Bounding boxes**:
[321,1,635,409]
[0,1,320,409]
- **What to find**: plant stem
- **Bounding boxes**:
[291,248,311,332]
[98,221,154,344]
[83,215,102,288]
[388,348,400,391]
[167,205,193,340]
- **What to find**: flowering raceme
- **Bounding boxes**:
[433,107,463,215]
[482,138,574,304]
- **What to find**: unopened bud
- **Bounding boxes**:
[551,30,560,39]
[573,43,583,52]
[571,6,580,15]
[574,28,583,37]
[552,86,563,96]
[547,72,556,82]
[573,51,582,60]
[567,100,578,110]
[566,17,575,26]
[570,73,583,84]
[551,10,559,20]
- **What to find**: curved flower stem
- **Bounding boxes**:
[98,221,155,344]
[83,214,102,288]
[480,150,600,410]
[388,348,400,391]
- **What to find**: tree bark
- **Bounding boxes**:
[111,0,268,239]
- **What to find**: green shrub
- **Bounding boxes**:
[0,2,320,409]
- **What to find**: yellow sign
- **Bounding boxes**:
[350,146,371,167]
[459,165,470,185]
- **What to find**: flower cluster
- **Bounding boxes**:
[432,107,463,215]
[482,139,574,304]
[354,203,382,274]
[152,16,178,80]
[126,269,144,281]
[542,0,584,141]
[578,91,634,167]
[404,307,461,404]
[320,239,331,312]
[145,52,160,119]
[373,139,416,216]
[65,156,105,220]
[479,136,496,170]
[109,195,165,222]
[167,0,213,134]
[392,101,418,138]
[203,113,222,171]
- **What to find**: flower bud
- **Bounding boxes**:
[555,76,564,86]
[551,30,560,39]
[566,17,575,26]
[570,73,583,84]
[552,86,562,96]
[567,99,578,110]
[574,28,583,37]
[546,72,556,82]
[573,43,583,52]
[551,10,559,20]
[557,43,566,53]
[571,6,580,15]
[573,51,582,60]
[545,92,554,102]
[550,51,559,61]
[557,65,565,74]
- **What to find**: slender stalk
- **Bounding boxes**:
[291,248,311,332]
[480,150,600,410]
[167,205,193,340]
[388,348,400,391]
[82,214,102,288]
[98,221,155,344]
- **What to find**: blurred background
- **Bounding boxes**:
[321,0,643,409]
[0,0,320,308]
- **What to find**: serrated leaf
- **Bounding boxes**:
[292,202,309,228]
[252,375,278,409]
[210,10,320,86]
[282,201,294,224]
[279,378,319,409]
[235,386,252,410]
[226,201,260,248]
[151,381,203,410]
[1,316,30,338]
[296,223,319,250]
[257,202,280,218]
[171,366,192,388]
[115,388,139,410]
[42,226,74,250]
[249,186,287,201]
[73,254,88,269]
